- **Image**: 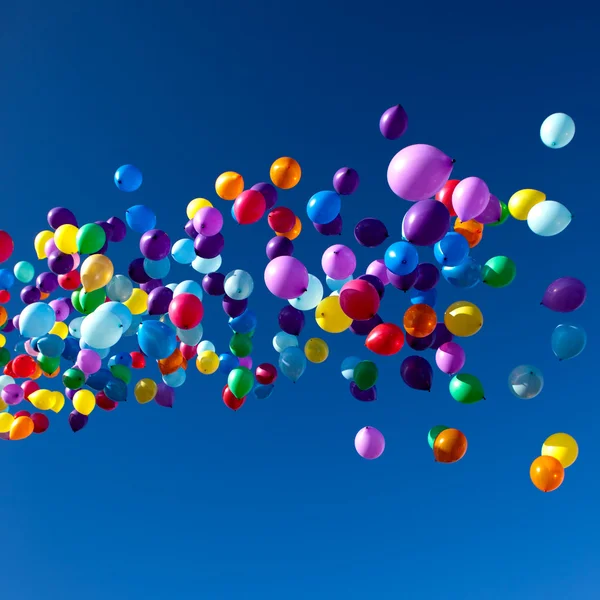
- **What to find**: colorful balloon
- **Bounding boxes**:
[365,323,404,356]
[449,373,484,404]
[114,164,142,192]
[442,257,482,289]
[508,189,545,221]
[339,279,380,321]
[403,304,437,338]
[333,167,360,195]
[379,104,408,140]
[433,232,469,267]
[402,199,450,247]
[354,426,385,459]
[428,425,449,450]
[530,456,564,492]
[278,346,306,382]
[384,241,419,276]
[289,274,323,311]
[551,324,586,361]
[322,245,356,280]
[540,113,575,149]
[264,256,309,300]
[527,201,571,236]
[541,277,586,313]
[270,157,301,190]
[508,365,544,399]
[444,301,483,337]
[307,191,341,225]
[454,218,483,248]
[481,256,516,288]
[353,361,378,391]
[234,190,266,225]
[354,218,389,248]
[400,355,433,391]
[435,342,465,375]
[542,433,578,469]
[215,171,244,200]
[433,428,467,463]
[315,295,352,334]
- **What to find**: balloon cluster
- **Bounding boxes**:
[0,107,585,493]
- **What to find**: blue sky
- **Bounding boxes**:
[1,2,598,599]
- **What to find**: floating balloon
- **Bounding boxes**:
[278,306,305,336]
[278,346,306,382]
[322,245,356,280]
[508,365,544,399]
[508,189,545,221]
[266,236,293,261]
[530,456,564,492]
[452,177,490,222]
[454,218,483,248]
[433,232,469,267]
[126,205,156,233]
[77,223,106,254]
[289,274,323,311]
[315,295,352,334]
[81,255,114,292]
[366,260,389,286]
[435,179,459,216]
[277,216,302,240]
[353,361,378,391]
[114,164,142,192]
[273,331,298,353]
[379,104,408,140]
[540,113,575,149]
[449,373,484,404]
[542,433,578,469]
[527,201,571,236]
[19,302,56,338]
[251,182,277,210]
[303,337,329,364]
[339,279,380,321]
[215,171,244,200]
[234,190,266,225]
[435,342,465,375]
[406,331,434,351]
[551,324,586,361]
[433,428,467,463]
[486,200,510,227]
[481,256,516,288]
[384,241,418,276]
[341,356,360,381]
[137,321,177,360]
[403,304,437,338]
[270,157,301,190]
[365,323,404,356]
[403,200,450,247]
[444,301,483,337]
[350,382,377,402]
[355,426,385,459]
[400,355,433,391]
[264,256,309,300]
[354,218,389,248]
[541,277,586,313]
[307,191,341,225]
[314,214,343,236]
[442,257,482,289]
[224,270,254,301]
[475,194,501,224]
[428,425,449,450]
[333,167,360,195]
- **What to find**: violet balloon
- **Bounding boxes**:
[148,286,174,315]
[414,263,440,292]
[278,305,305,336]
[406,332,434,351]
[430,323,454,350]
[266,236,294,260]
[47,252,74,275]
[452,177,490,222]
[387,269,418,292]
[193,207,224,236]
[402,200,450,246]
[333,167,360,195]
[354,218,389,248]
[379,104,409,140]
[474,193,501,224]
[350,314,383,336]
[435,342,466,375]
[251,182,278,210]
[49,298,70,321]
[140,229,171,261]
[400,355,433,391]
[350,382,377,402]
[313,213,343,236]
[194,232,224,259]
[48,207,77,229]
[21,286,41,304]
[155,383,175,408]
[366,260,389,285]
[107,216,127,242]
[140,279,162,294]
[184,219,198,239]
[321,245,356,279]
[264,256,309,300]
[222,295,248,318]
[69,410,88,433]
[128,258,152,284]
[36,272,58,294]
[541,277,587,313]
[355,426,385,459]
[202,272,225,296]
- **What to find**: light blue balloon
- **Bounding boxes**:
[508,365,544,399]
[165,283,178,293]
[442,256,482,289]
[410,287,437,307]
[192,255,222,274]
[306,190,341,225]
[218,353,239,374]
[124,314,143,337]
[79,339,110,359]
[144,257,171,279]
[197,340,216,354]
[341,356,360,381]
[231,203,238,222]
[289,274,323,310]
[94,301,133,331]
[326,274,353,292]
[540,113,575,149]
[36,334,65,358]
[177,323,203,346]
[279,346,306,383]
[229,309,257,334]
[0,269,15,289]
[224,270,254,300]
[159,313,176,330]
[433,232,469,267]
[551,324,586,361]
[126,204,156,233]
[253,384,274,400]
[81,311,124,350]
[273,331,298,353]
[69,316,84,338]
[137,321,177,359]
[104,378,128,402]
[19,302,56,338]
[171,238,196,264]
[163,368,186,388]
[384,241,419,275]
[0,375,15,393]
[527,201,571,237]
[13,261,34,283]
[174,279,203,300]
[106,275,134,302]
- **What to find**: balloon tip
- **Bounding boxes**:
[451,158,456,164]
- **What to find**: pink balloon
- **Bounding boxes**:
[387,144,454,201]
[76,349,102,375]
[24,340,39,357]
[475,193,501,224]
[264,256,309,299]
[366,259,389,285]
[239,356,253,369]
[452,177,490,222]
[322,244,356,279]
[435,342,465,375]
[354,426,385,459]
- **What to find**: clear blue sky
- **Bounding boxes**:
[1,2,598,599]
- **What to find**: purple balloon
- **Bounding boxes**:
[222,295,248,318]
[49,298,70,321]
[36,272,58,294]
[2,384,23,406]
[0,432,10,441]
[403,200,450,246]
[354,218,389,248]
[452,177,490,222]
[278,306,305,336]
[430,323,453,350]
[239,356,253,370]
[107,216,127,242]
[406,332,434,352]
[266,236,294,260]
[355,426,385,459]
[68,410,88,432]
[48,207,77,229]
[140,229,171,261]
[77,349,102,375]
[366,259,389,285]
[350,382,377,402]
[47,252,74,275]
[65,388,77,400]
[95,220,114,242]
[379,104,409,140]
[202,272,225,296]
[140,278,162,294]
[11,315,19,331]
[387,269,418,292]
[264,256,309,300]
[194,232,224,259]
[20,285,41,304]
[414,263,440,292]
[128,258,152,284]
[387,144,454,201]
[435,342,465,375]
[184,219,198,239]
[541,277,587,313]
[147,286,173,315]
[155,383,174,408]
[313,213,343,236]
[44,237,58,258]
[193,207,224,237]
[333,167,360,195]
[350,314,383,336]
[321,245,356,279]
[474,194,501,224]
[357,274,385,299]
[251,182,278,210]
[400,355,433,391]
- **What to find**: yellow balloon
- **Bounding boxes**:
[196,350,220,374]
[34,230,54,259]
[54,224,79,254]
[215,171,244,201]
[542,433,579,468]
[123,288,148,315]
[135,378,157,404]
[0,412,14,433]
[81,254,114,292]
[73,389,96,415]
[507,189,546,221]
[186,198,213,219]
[50,392,65,413]
[277,216,302,240]
[29,389,56,411]
[0,398,7,412]
[0,333,5,348]
[444,301,483,337]
[315,296,352,334]
[304,338,329,363]
[49,321,68,339]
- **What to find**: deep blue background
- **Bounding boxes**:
[2,2,598,599]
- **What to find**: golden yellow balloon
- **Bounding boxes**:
[542,433,579,468]
[270,157,301,190]
[186,198,213,219]
[277,216,302,240]
[34,230,54,259]
[215,171,244,200]
[197,350,220,374]
[315,295,352,334]
[54,224,79,254]
[123,288,148,315]
[29,389,55,411]
[135,378,158,404]
[0,333,5,348]
[81,254,114,292]
[444,300,483,337]
[0,412,14,434]
[0,398,7,412]
[73,389,96,415]
[50,392,65,413]
[49,321,68,339]
[507,189,546,221]
[304,338,329,363]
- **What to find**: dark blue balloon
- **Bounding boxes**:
[253,384,275,400]
[86,368,112,390]
[104,378,128,402]
[61,336,80,362]
[108,352,133,368]
[229,309,257,334]
[218,353,239,375]
[114,164,143,192]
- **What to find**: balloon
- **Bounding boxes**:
[508,189,545,221]
[406,331,434,351]
[266,236,293,260]
[304,338,329,363]
[530,456,564,492]
[481,256,516,288]
[194,232,224,259]
[234,190,266,225]
[229,332,252,358]
[452,177,490,222]
[454,218,483,248]
[134,378,158,404]
[435,179,459,217]
[542,433,578,469]
[366,260,389,285]
[307,191,341,225]
[365,323,404,355]
[384,241,419,276]
[487,200,510,227]
[333,167,359,195]
[139,229,170,261]
[289,274,323,311]
[138,321,177,359]
[326,274,353,292]
[105,275,133,302]
[215,171,244,200]
[400,355,433,391]
[444,301,483,337]
[122,288,148,315]
[250,182,277,210]
[278,346,306,382]
[527,200,571,236]
[433,232,469,267]
[321,245,356,279]
[253,364,276,387]
[403,304,437,338]
[143,257,170,280]
[126,205,156,233]
[270,157,301,189]
[192,255,222,275]
[186,198,213,221]
[47,251,75,275]
[80,311,124,350]
[353,360,378,391]
[228,366,254,399]
[197,350,220,375]
[80,255,114,292]
[279,219,303,240]
[508,365,544,399]
[268,207,296,234]
[2,384,23,406]
[34,231,54,260]
[192,206,223,237]
[341,356,360,381]
[315,296,352,334]
[379,104,408,139]
[222,295,248,318]
[21,286,41,304]
[402,200,450,246]
[14,261,34,284]
[54,224,80,254]
[229,309,257,335]
[541,277,586,313]
[278,306,305,336]
[449,373,484,404]
[551,324,586,361]
[357,274,385,299]
[435,342,465,375]
[350,382,377,402]
[168,293,203,330]
[31,413,49,433]
[264,256,309,300]
[170,239,196,265]
[73,389,96,416]
[540,113,575,149]
[442,257,482,289]
[37,271,59,293]
[428,425,449,450]
[76,223,106,254]
[224,270,254,300]
[387,144,453,201]
[253,383,274,400]
[9,415,34,441]
[388,269,418,292]
[114,164,142,191]
[202,272,225,296]
[148,286,174,315]
[154,383,175,408]
[339,279,380,321]
[433,428,467,463]
[314,214,343,236]
[354,218,389,247]
[19,302,56,338]
[355,426,385,459]
[475,194,501,224]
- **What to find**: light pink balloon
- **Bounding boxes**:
[264,256,309,299]
[72,253,81,269]
[452,177,490,222]
[366,259,389,285]
[322,244,356,279]
[475,193,501,224]
[24,340,39,357]
[354,426,385,459]
[435,342,465,375]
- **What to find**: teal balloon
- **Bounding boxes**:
[163,368,187,388]
[13,261,35,283]
[94,301,133,331]
[19,302,56,338]
[144,257,171,279]
[104,378,128,402]
[80,311,124,350]
[551,324,586,361]
[36,334,65,358]
[174,279,203,299]
[106,275,133,302]
[171,239,196,264]
[442,257,482,289]
[341,356,360,381]
[137,321,177,359]
[540,113,575,149]
[69,316,84,338]
[278,346,306,382]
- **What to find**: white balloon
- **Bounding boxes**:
[540,113,575,149]
[289,274,323,311]
[273,331,298,353]
[508,365,544,399]
[197,340,215,354]
[527,200,571,237]
[0,375,15,393]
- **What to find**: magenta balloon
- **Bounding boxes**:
[333,167,360,195]
[239,356,253,369]
[414,263,440,291]
[354,426,385,459]
[435,342,465,375]
[321,244,356,279]
[193,207,224,236]
[387,269,418,292]
[541,277,587,313]
[379,104,408,140]
[2,384,23,406]
[402,200,450,246]
[49,298,70,321]
[452,177,490,222]
[264,256,309,299]
[76,349,102,374]
[366,260,389,285]
[430,323,453,350]
[313,213,343,236]
[474,193,501,224]
[387,144,454,201]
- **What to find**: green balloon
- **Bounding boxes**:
[449,373,485,404]
[37,353,60,375]
[482,256,516,288]
[72,288,106,314]
[353,360,378,391]
[428,425,449,449]
[487,200,510,227]
[14,261,35,283]
[227,366,254,399]
[110,364,132,384]
[62,367,86,390]
[0,348,10,368]
[76,223,107,254]
[229,333,252,358]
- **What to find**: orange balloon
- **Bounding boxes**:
[0,306,7,327]
[270,157,301,190]
[403,304,437,338]
[215,171,244,201]
[530,455,564,492]
[9,416,34,441]
[277,216,302,240]
[433,428,467,463]
[454,218,484,248]
[45,367,60,378]
[158,349,184,375]
[30,364,42,380]
[39,291,50,300]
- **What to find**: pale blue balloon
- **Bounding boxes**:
[79,339,110,359]
[253,383,274,399]
[106,275,134,302]
[273,331,298,353]
[177,323,203,346]
[278,346,306,383]
[81,311,124,349]
[0,375,15,393]
[197,340,215,354]
[174,279,203,300]
[13,261,35,283]
[192,255,222,274]
[171,238,196,264]
[124,314,143,337]
[36,334,65,358]
[289,274,323,310]
[144,257,171,279]
[551,324,586,361]
[163,368,187,388]
[540,113,575,149]
[442,257,482,289]
[341,356,360,381]
[19,302,56,338]
[508,365,544,399]
[527,201,571,237]
[410,287,437,307]
[94,301,133,331]
[224,270,254,300]
[69,316,84,338]
[326,273,353,292]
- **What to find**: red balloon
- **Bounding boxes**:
[58,270,81,290]
[435,179,459,217]
[234,190,267,225]
[339,279,381,321]
[96,390,118,411]
[0,290,10,303]
[365,323,405,356]
[179,343,197,360]
[31,412,50,434]
[21,380,40,399]
[168,293,204,330]
[3,361,15,378]
[130,351,146,369]
[14,410,31,419]
[256,363,277,385]
[0,231,14,263]
[222,384,245,411]
[12,355,36,378]
[268,207,296,233]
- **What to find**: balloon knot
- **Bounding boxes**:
[451,158,456,164]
